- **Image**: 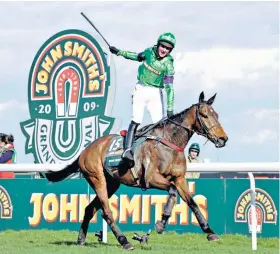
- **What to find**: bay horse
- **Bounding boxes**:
[45,91,228,250]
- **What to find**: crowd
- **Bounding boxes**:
[0,133,16,178]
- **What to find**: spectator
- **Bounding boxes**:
[185,142,202,179]
[0,134,16,178]
[187,142,202,163]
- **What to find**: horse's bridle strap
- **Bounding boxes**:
[147,136,185,152]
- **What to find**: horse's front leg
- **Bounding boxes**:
[175,176,219,241]
[155,185,177,234]
[148,171,177,234]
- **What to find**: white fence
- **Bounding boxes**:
[0,162,279,173]
[0,162,279,251]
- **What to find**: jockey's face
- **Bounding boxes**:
[189,150,198,159]
[157,43,171,58]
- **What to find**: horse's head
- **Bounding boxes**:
[189,92,228,148]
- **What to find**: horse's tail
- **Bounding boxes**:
[45,158,80,182]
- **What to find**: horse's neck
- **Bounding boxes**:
[168,109,196,148]
[168,125,193,149]
[152,119,194,149]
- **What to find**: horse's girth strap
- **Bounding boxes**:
[147,136,184,152]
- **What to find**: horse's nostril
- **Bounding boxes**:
[216,137,228,148]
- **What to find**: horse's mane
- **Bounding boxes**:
[157,105,194,127]
[136,104,195,136]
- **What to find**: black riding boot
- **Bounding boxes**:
[122,121,139,167]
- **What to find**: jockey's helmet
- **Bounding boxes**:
[157,32,176,49]
[189,143,200,154]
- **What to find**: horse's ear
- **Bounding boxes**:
[199,91,205,103]
[207,93,217,105]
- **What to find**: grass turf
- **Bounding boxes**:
[0,230,278,254]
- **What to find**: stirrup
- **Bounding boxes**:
[122,149,132,159]
[122,149,135,167]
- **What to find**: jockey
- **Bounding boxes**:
[187,143,201,163]
[110,32,176,167]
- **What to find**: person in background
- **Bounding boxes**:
[185,142,202,179]
[187,142,201,163]
[0,133,16,178]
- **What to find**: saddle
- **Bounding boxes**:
[104,127,184,178]
[103,121,158,172]
[104,132,146,173]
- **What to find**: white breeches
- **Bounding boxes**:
[131,82,164,124]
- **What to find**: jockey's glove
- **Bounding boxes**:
[109,46,119,55]
[167,110,174,118]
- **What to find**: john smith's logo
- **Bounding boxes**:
[0,186,13,219]
[234,188,278,233]
[20,29,117,163]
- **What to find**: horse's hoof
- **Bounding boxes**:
[77,240,85,246]
[77,230,86,246]
[155,220,164,234]
[123,243,134,250]
[207,233,219,241]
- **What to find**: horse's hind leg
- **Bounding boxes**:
[77,195,101,245]
[77,176,120,246]
[86,175,134,250]
[98,178,134,250]
[175,176,219,241]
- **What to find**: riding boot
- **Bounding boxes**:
[122,121,139,168]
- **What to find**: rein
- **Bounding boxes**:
[135,102,221,152]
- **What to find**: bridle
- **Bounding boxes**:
[194,104,221,138]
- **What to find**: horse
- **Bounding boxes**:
[45,91,228,250]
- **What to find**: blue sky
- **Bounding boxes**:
[0,1,279,163]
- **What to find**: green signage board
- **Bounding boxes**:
[0,179,278,238]
[20,29,117,164]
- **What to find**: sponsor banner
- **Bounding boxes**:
[0,179,278,237]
